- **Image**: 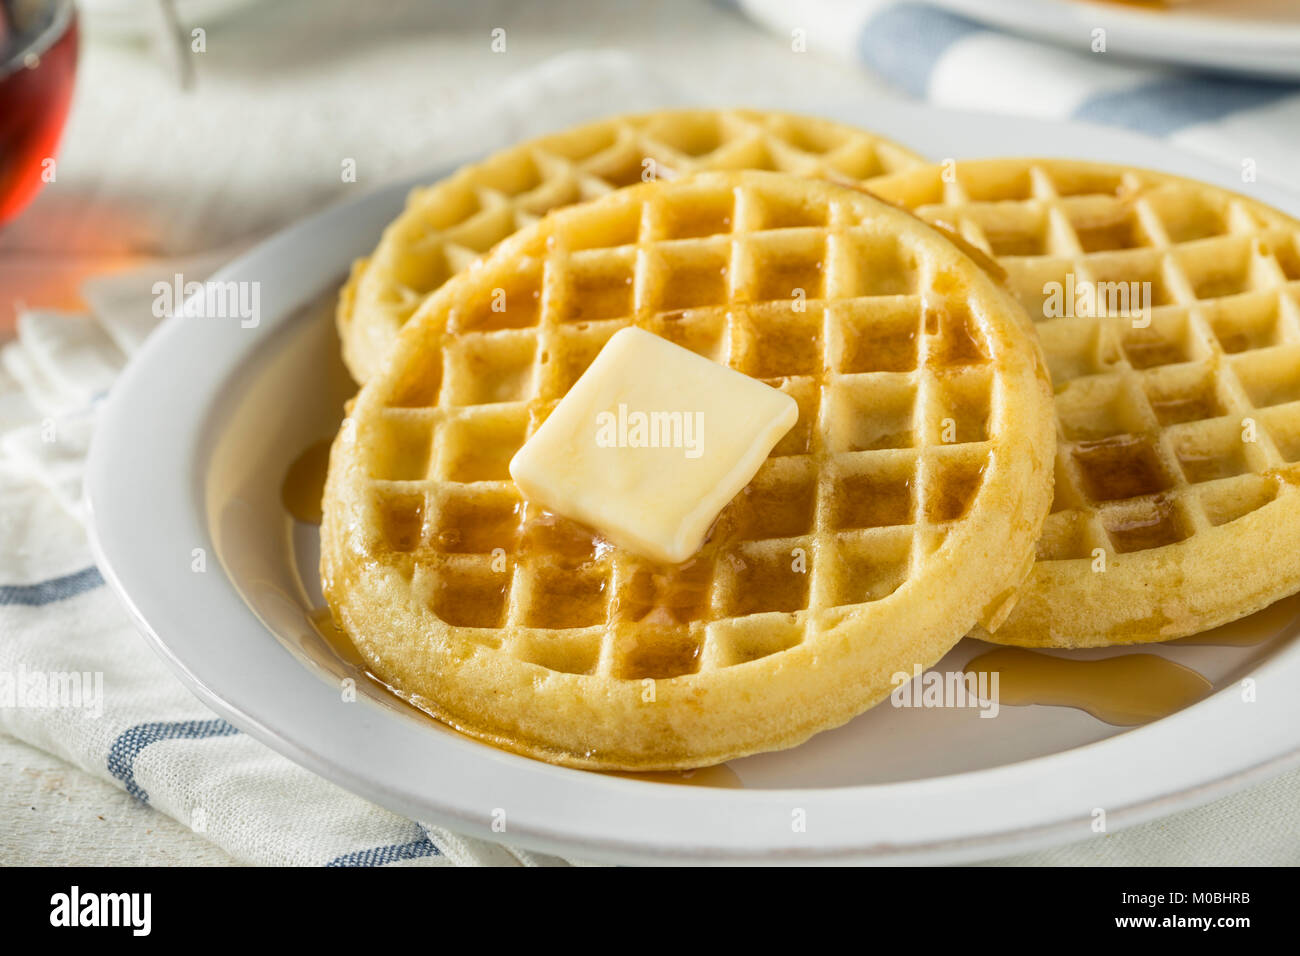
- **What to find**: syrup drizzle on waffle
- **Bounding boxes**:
[340,109,925,382]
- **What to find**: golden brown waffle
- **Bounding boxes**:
[871,158,1300,648]
[338,109,924,383]
[321,171,1055,769]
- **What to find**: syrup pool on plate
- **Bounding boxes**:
[964,647,1211,726]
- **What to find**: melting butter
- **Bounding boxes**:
[509,327,797,564]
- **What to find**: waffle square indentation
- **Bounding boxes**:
[1072,435,1173,502]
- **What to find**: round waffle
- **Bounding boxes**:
[338,109,924,383]
[871,158,1300,647]
[322,171,1055,769]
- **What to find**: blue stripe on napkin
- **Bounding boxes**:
[1074,75,1297,136]
[325,832,441,866]
[108,718,241,802]
[858,2,982,98]
[0,565,104,606]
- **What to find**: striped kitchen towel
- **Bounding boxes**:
[0,269,569,867]
[731,0,1300,192]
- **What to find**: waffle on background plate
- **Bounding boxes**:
[321,171,1056,769]
[870,158,1300,647]
[337,108,925,384]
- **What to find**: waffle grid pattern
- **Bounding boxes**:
[359,178,1012,682]
[340,109,924,382]
[884,161,1300,568]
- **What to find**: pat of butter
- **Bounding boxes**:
[509,327,798,564]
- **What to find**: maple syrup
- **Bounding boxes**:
[607,765,744,788]
[1104,496,1186,553]
[964,646,1211,726]
[1072,433,1171,502]
[307,606,370,671]
[0,0,77,224]
[309,607,738,783]
[1170,592,1300,646]
[281,439,332,524]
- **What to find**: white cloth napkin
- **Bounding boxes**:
[733,0,1300,192]
[3,49,1299,866]
[0,282,572,867]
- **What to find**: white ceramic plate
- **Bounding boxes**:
[930,0,1300,79]
[87,99,1300,864]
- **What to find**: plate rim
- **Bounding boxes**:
[929,0,1300,78]
[86,97,1300,864]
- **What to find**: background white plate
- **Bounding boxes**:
[87,98,1300,864]
[930,0,1300,80]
